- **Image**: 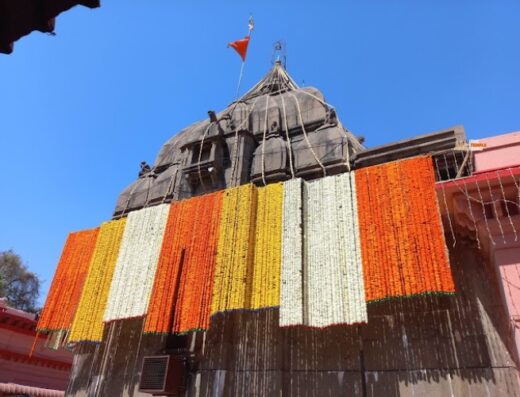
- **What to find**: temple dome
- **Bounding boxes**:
[114,62,364,217]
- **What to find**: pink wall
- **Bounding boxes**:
[495,247,520,361]
[438,129,520,363]
[0,300,72,391]
[472,130,520,173]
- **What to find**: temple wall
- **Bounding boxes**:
[66,241,520,397]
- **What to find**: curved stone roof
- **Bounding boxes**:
[113,62,364,217]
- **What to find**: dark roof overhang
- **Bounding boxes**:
[0,0,100,54]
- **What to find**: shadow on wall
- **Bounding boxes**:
[65,240,520,397]
[66,318,168,397]
[199,240,519,396]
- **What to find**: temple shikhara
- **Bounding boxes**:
[32,62,520,396]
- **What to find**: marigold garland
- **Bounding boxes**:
[68,218,127,343]
[355,155,455,302]
[211,184,258,314]
[145,191,223,334]
[103,204,169,322]
[251,182,283,309]
[40,155,456,337]
[37,228,99,332]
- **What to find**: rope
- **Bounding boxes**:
[298,88,358,165]
[457,179,481,249]
[230,97,260,185]
[161,165,178,204]
[345,135,351,172]
[474,174,496,246]
[197,123,213,192]
[261,95,271,186]
[509,168,520,206]
[485,177,506,243]
[85,344,101,396]
[340,120,352,172]
[288,92,327,177]
[456,147,471,178]
[496,169,518,241]
[143,175,153,206]
[280,88,295,178]
[272,63,295,178]
[235,62,246,100]
[434,158,456,247]
[297,89,334,111]
[509,167,520,190]
[94,322,116,397]
[129,318,147,393]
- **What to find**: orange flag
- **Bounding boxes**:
[228,36,250,62]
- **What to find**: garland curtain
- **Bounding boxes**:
[305,173,367,326]
[37,228,99,332]
[355,155,455,302]
[211,184,258,314]
[68,219,127,343]
[251,183,284,309]
[280,175,367,327]
[40,155,456,337]
[280,178,304,326]
[103,204,169,322]
[145,192,223,334]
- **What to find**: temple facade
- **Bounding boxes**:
[62,64,520,396]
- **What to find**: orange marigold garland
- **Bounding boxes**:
[355,155,455,302]
[68,218,127,343]
[145,191,223,334]
[37,228,100,333]
[174,192,223,332]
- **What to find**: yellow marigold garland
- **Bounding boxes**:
[251,182,283,309]
[211,184,258,314]
[68,218,127,343]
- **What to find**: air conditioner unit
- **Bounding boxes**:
[138,355,186,396]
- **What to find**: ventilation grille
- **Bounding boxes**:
[140,356,169,391]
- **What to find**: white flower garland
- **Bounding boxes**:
[280,173,367,327]
[280,178,304,326]
[103,204,169,322]
[304,173,367,326]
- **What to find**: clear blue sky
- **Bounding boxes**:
[1,1,519,304]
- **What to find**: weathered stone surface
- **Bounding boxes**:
[113,63,363,217]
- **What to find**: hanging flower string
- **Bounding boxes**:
[37,228,99,333]
[211,184,258,314]
[103,204,169,322]
[355,155,455,303]
[280,178,304,326]
[68,218,127,343]
[304,173,367,327]
[145,191,223,334]
[39,157,457,341]
[251,182,283,309]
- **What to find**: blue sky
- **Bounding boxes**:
[1,1,519,304]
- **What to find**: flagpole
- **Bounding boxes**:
[235,61,246,100]
[232,16,254,100]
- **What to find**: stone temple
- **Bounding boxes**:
[113,61,364,217]
[65,62,520,396]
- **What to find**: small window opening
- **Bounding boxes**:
[192,143,212,163]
